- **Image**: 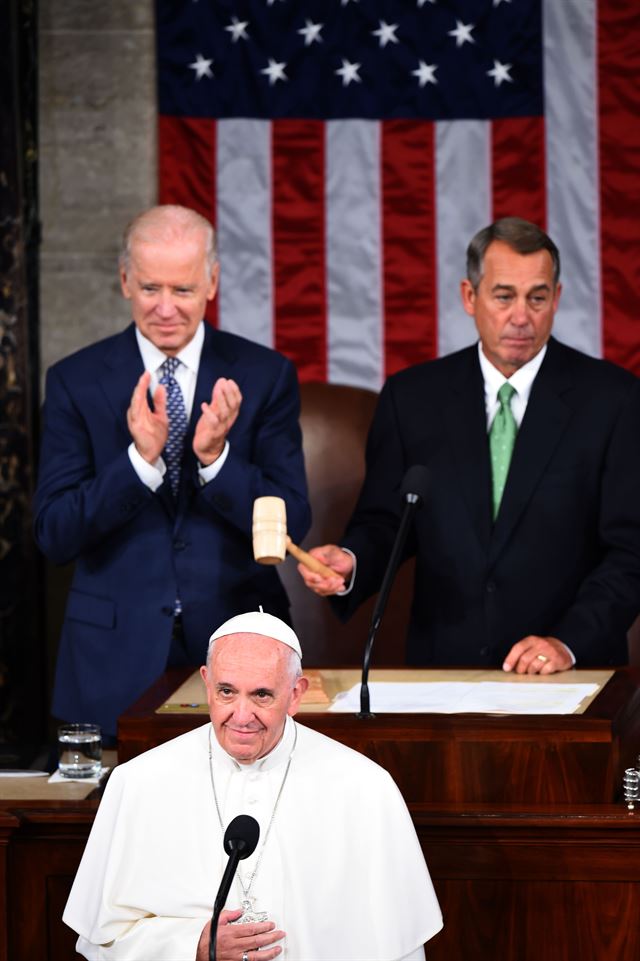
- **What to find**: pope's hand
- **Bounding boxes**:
[127,371,168,464]
[297,544,352,596]
[196,908,285,961]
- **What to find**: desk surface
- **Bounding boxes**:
[0,750,117,802]
[158,666,612,715]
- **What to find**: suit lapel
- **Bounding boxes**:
[443,348,493,551]
[489,338,574,562]
[99,324,145,442]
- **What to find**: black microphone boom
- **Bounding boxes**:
[358,465,430,718]
[209,815,260,961]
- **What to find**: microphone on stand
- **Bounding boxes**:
[357,465,430,718]
[209,815,260,961]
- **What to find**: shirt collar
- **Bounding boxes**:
[135,320,205,376]
[209,715,297,774]
[477,339,547,404]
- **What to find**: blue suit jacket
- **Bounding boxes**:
[34,323,310,734]
[335,338,640,668]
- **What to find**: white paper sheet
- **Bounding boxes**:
[48,767,110,785]
[328,681,600,715]
[0,770,50,778]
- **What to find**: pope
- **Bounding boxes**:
[63,610,443,960]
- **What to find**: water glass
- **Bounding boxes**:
[57,723,102,778]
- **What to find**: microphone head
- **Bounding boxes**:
[223,815,260,860]
[400,465,430,507]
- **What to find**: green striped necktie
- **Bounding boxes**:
[489,382,517,519]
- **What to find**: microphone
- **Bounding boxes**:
[209,815,260,961]
[358,465,430,718]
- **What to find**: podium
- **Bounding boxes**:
[118,666,640,804]
[115,666,640,961]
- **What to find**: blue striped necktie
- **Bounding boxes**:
[159,357,188,496]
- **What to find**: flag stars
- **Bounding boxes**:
[448,20,475,47]
[188,53,214,80]
[335,59,362,86]
[487,60,513,86]
[298,19,323,46]
[225,17,249,43]
[372,21,399,48]
[412,61,438,86]
[261,58,288,85]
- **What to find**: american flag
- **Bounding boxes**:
[156,0,640,387]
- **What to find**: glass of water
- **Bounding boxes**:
[57,723,102,778]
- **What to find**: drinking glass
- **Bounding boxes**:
[57,723,102,778]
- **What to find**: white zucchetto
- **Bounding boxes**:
[208,608,302,659]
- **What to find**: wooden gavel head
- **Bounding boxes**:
[252,496,287,565]
[253,497,340,579]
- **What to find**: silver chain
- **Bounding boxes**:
[208,722,298,903]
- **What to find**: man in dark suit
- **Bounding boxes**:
[298,217,640,674]
[34,205,310,736]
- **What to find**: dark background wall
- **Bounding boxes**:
[0,0,42,764]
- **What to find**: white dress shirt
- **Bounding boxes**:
[478,340,547,429]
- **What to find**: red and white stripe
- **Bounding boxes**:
[158,0,640,387]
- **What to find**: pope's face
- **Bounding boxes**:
[120,231,219,356]
[460,240,562,377]
[201,634,308,765]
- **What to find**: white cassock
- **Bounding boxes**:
[64,718,443,960]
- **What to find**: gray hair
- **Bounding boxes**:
[119,204,218,274]
[466,217,560,291]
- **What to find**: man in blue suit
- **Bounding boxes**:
[35,205,310,736]
[298,217,640,675]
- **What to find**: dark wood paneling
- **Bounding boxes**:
[428,879,640,961]
[3,800,639,961]
[6,805,97,961]
[416,807,640,961]
[0,811,19,961]
[118,667,640,804]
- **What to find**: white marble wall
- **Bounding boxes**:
[38,0,156,379]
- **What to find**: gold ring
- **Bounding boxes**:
[536,654,549,662]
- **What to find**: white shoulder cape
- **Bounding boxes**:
[64,720,442,960]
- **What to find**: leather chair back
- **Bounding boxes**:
[278,382,413,666]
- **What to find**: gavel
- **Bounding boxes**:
[252,496,337,578]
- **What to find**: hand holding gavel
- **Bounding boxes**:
[252,496,343,580]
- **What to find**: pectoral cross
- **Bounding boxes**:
[232,898,269,925]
